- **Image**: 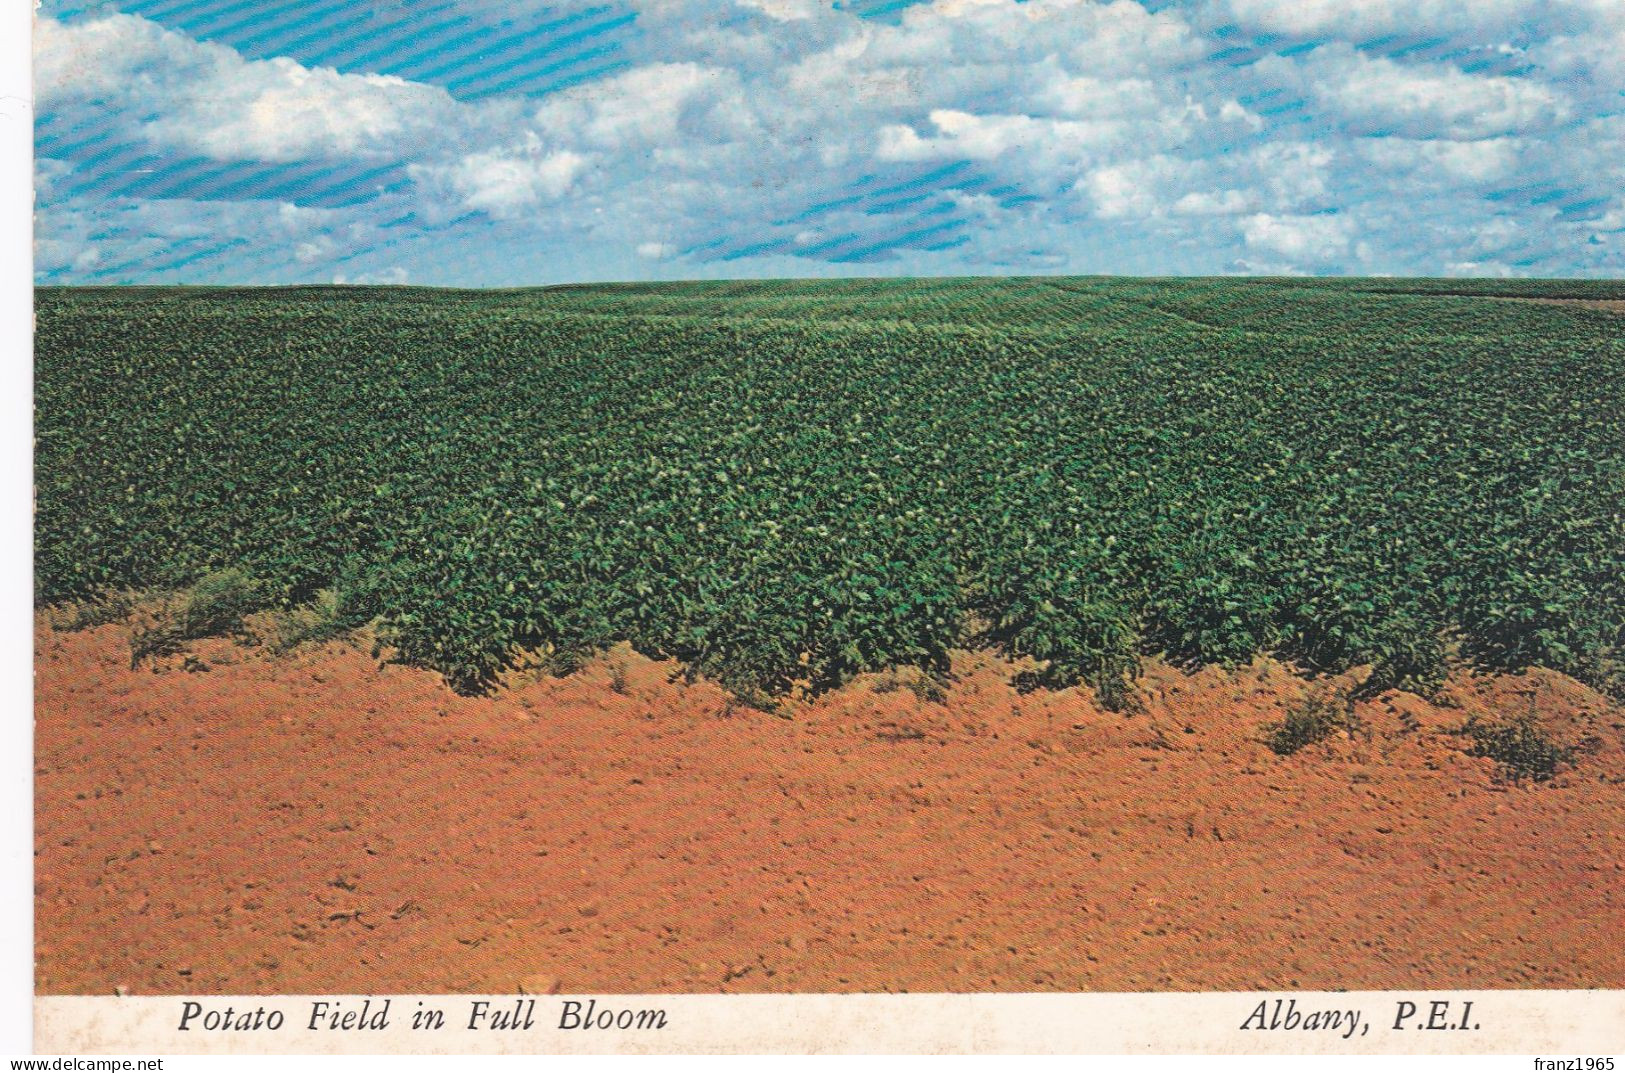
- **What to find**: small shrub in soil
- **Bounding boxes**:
[1457,710,1573,784]
[129,569,267,668]
[1579,646,1624,702]
[129,617,180,669]
[903,673,949,705]
[254,588,347,653]
[539,644,594,679]
[871,673,901,695]
[870,669,948,704]
[174,568,265,637]
[51,590,137,631]
[1266,687,1359,756]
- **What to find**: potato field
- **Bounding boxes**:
[34,277,1625,704]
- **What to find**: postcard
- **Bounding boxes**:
[24,0,1625,1057]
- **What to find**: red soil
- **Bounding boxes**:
[34,618,1625,995]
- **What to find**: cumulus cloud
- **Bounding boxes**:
[1173,190,1252,217]
[879,110,1103,162]
[1251,143,1336,210]
[1212,0,1616,44]
[1083,157,1180,220]
[420,145,587,219]
[733,0,821,20]
[1360,137,1522,184]
[38,15,457,164]
[1315,51,1570,139]
[1243,213,1354,263]
[334,265,409,284]
[31,0,1625,283]
[532,63,751,150]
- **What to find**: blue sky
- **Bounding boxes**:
[33,0,1625,285]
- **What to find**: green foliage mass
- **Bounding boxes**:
[1265,688,1360,756]
[1457,712,1575,783]
[34,276,1625,700]
[1455,685,1577,783]
[128,567,267,667]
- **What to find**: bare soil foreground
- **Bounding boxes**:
[36,617,1625,995]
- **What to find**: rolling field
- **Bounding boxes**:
[35,277,1625,704]
[32,276,1625,994]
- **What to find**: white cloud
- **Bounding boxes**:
[1532,15,1625,86]
[1213,0,1593,43]
[878,110,1096,162]
[33,158,73,202]
[334,265,409,285]
[1242,213,1354,263]
[533,63,751,151]
[168,63,450,163]
[1251,143,1336,210]
[423,146,587,219]
[733,0,820,19]
[32,0,1625,282]
[1360,137,1521,184]
[1040,75,1160,119]
[1316,52,1569,139]
[1445,260,1518,278]
[34,14,172,99]
[1173,190,1252,216]
[37,14,455,162]
[294,237,335,264]
[1084,158,1176,220]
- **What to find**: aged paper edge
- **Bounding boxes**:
[33,991,1625,1055]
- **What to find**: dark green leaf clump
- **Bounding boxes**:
[129,568,269,667]
[50,590,137,632]
[1457,710,1574,783]
[254,588,350,653]
[1265,688,1360,756]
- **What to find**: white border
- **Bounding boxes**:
[9,5,1624,1068]
[2,0,35,1057]
[35,991,1625,1056]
